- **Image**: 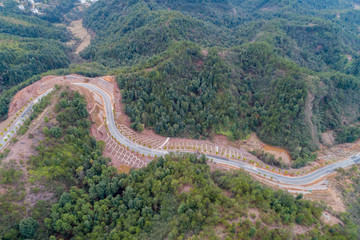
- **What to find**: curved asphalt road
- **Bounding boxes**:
[72,83,168,157]
[72,82,360,186]
[1,82,358,186]
[0,88,54,151]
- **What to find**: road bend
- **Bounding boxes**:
[1,82,355,186]
[72,82,360,186]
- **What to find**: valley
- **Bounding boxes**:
[66,19,91,55]
[1,0,360,239]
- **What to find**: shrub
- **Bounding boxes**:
[19,217,38,239]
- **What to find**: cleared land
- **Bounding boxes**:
[67,19,91,54]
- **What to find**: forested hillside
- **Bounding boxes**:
[81,0,234,66]
[79,0,360,165]
[2,0,360,164]
[0,0,360,165]
[0,0,74,120]
[0,1,71,91]
[83,0,360,73]
[2,1,360,239]
[0,90,358,239]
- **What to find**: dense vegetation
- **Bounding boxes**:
[0,90,358,239]
[1,1,360,239]
[250,149,288,169]
[118,40,319,166]
[335,125,360,144]
[118,42,250,140]
[0,90,97,239]
[2,0,360,165]
[83,0,360,72]
[79,0,360,165]
[43,153,359,239]
[0,0,71,119]
[39,0,79,23]
[0,35,69,89]
[81,0,235,66]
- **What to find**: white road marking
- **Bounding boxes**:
[159,137,170,149]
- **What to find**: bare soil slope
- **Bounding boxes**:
[67,19,91,54]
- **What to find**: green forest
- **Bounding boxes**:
[79,0,360,165]
[0,1,71,92]
[0,90,358,239]
[1,0,360,238]
[2,0,360,163]
[0,0,72,120]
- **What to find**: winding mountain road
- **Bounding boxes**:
[72,83,360,186]
[1,82,359,186]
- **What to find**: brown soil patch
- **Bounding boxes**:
[90,105,103,126]
[103,76,113,82]
[292,224,313,235]
[8,75,71,116]
[209,161,237,172]
[67,19,91,54]
[321,130,335,146]
[194,59,204,67]
[321,211,343,226]
[117,164,131,173]
[0,93,61,211]
[247,208,260,222]
[322,173,348,213]
[262,144,291,163]
[306,189,345,212]
[201,49,208,57]
[179,184,192,194]
[239,132,264,151]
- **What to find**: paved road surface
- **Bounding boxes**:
[72,83,360,186]
[1,83,358,186]
[0,88,54,151]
